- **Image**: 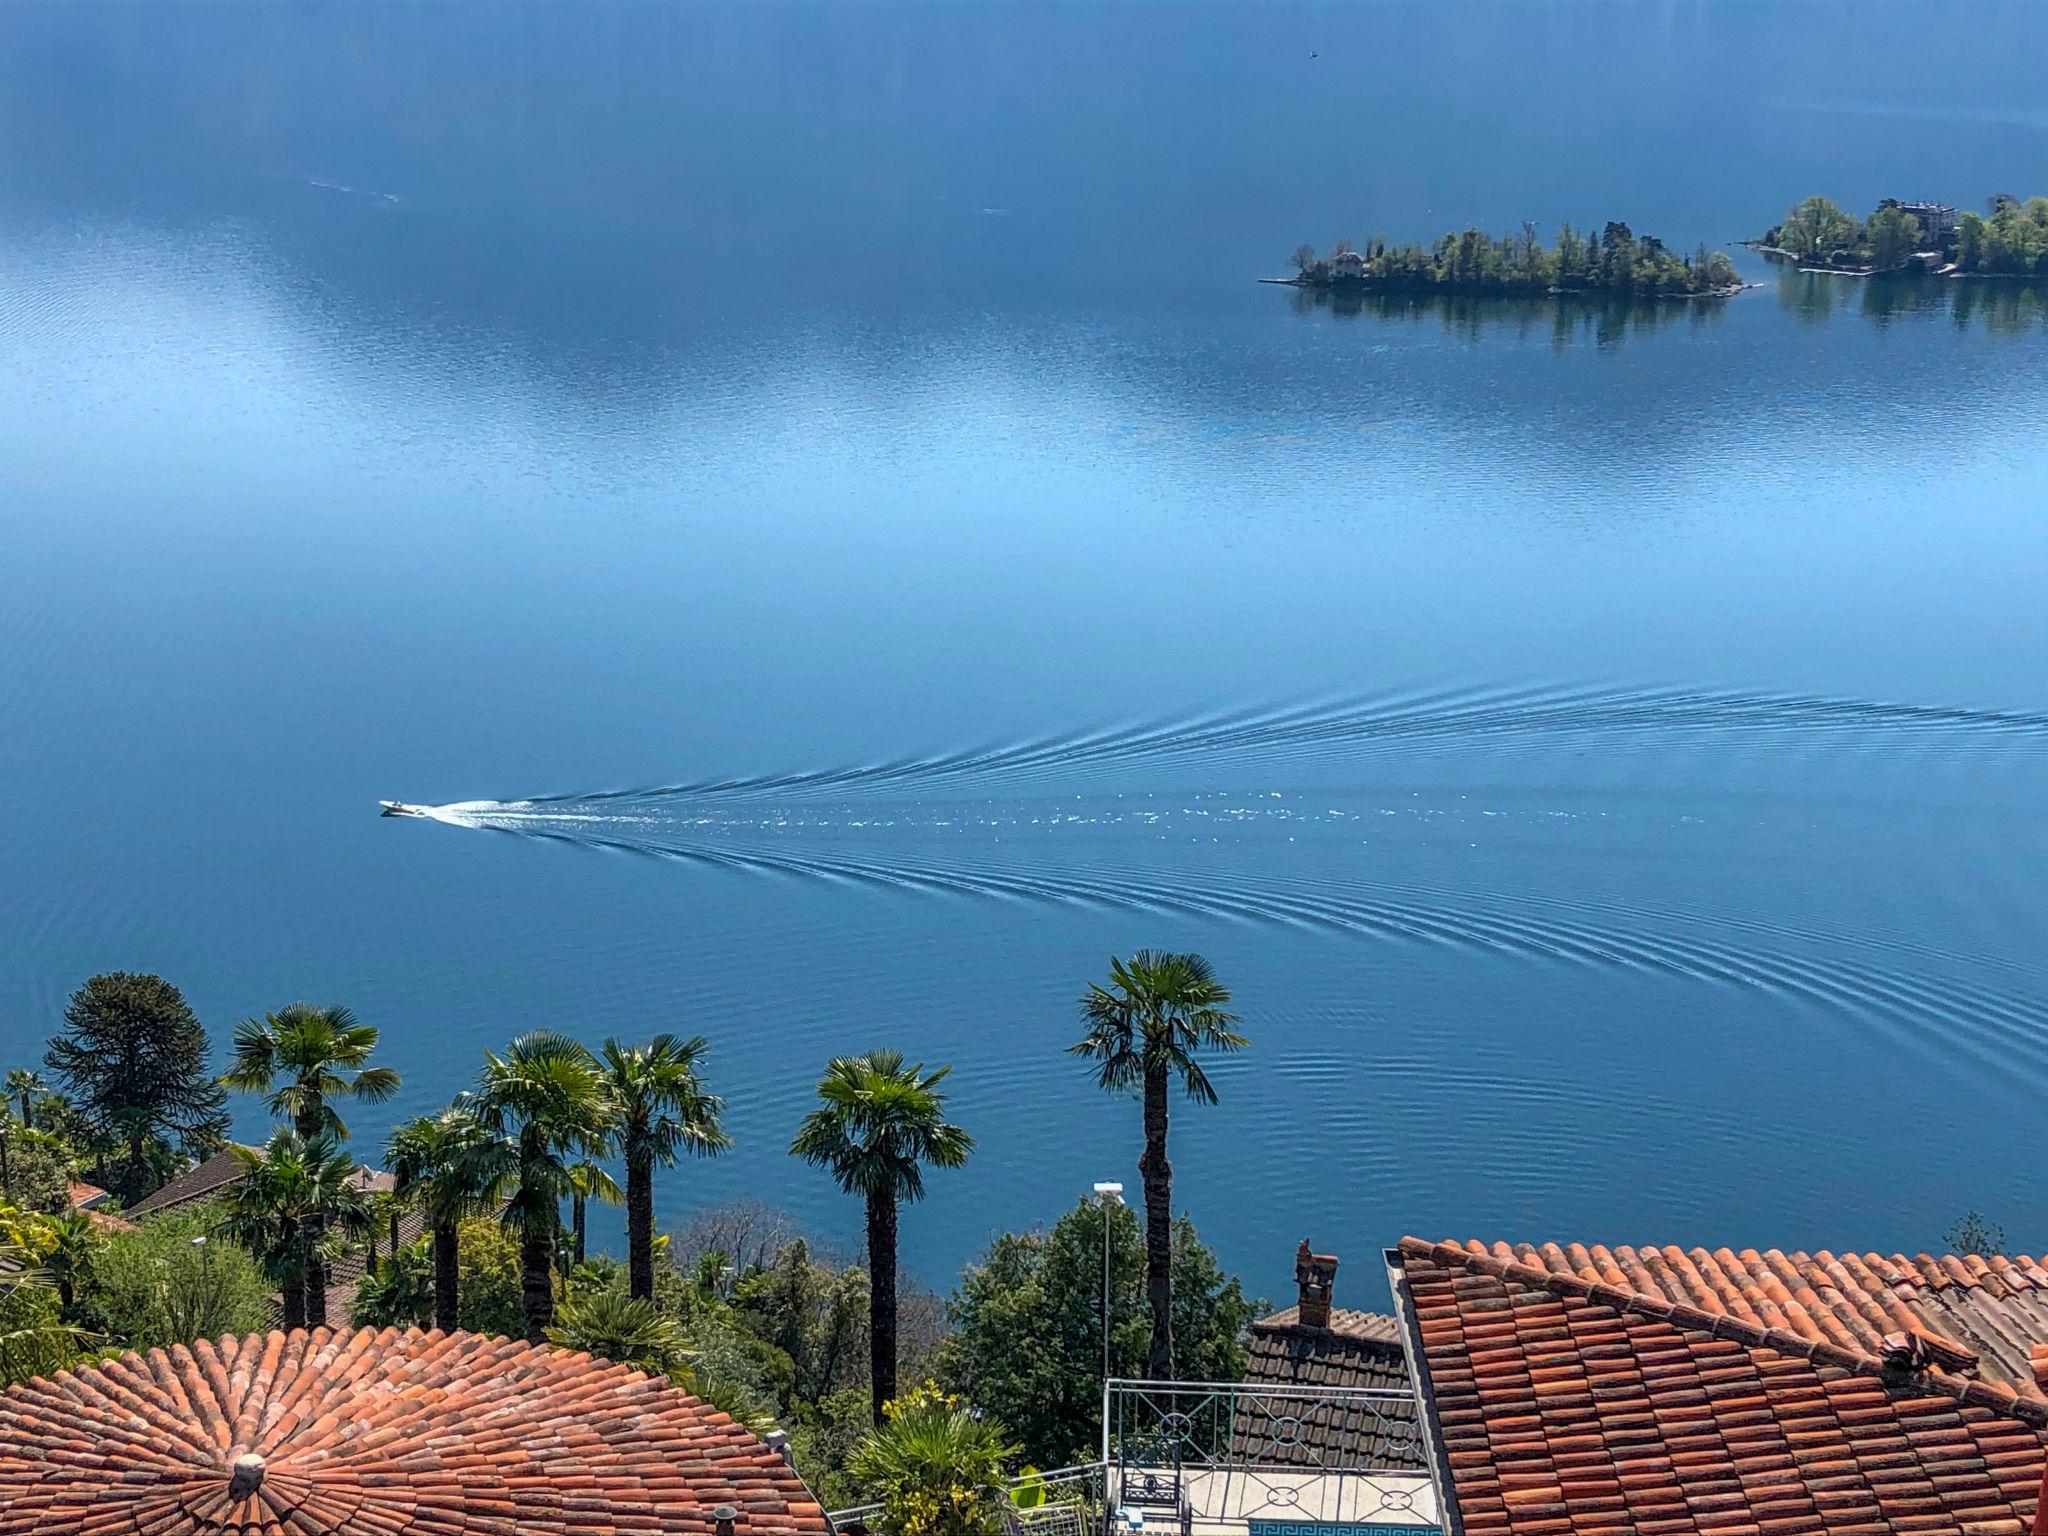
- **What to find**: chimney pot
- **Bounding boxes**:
[227,1453,266,1499]
[714,1504,739,1536]
[1294,1238,1338,1330]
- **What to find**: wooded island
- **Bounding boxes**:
[1281,221,1744,298]
[1754,193,2048,277]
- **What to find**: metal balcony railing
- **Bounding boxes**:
[826,1380,1439,1536]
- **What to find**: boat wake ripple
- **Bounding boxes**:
[410,808,2048,1095]
[510,683,2048,806]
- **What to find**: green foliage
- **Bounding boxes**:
[731,1238,870,1405]
[453,1215,527,1336]
[848,1382,1019,1536]
[939,1200,1257,1468]
[43,973,230,1205]
[789,1387,878,1511]
[351,1238,435,1328]
[0,1202,95,1385]
[1864,204,1923,268]
[0,1116,74,1215]
[548,1288,698,1379]
[1291,220,1740,297]
[1773,195,1863,263]
[1945,1210,2006,1259]
[79,1203,272,1350]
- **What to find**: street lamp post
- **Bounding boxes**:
[1092,1182,1124,1390]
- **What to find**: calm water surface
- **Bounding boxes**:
[4,2,2047,1290]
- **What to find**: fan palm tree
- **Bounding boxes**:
[222,1003,400,1327]
[39,1210,101,1312]
[465,1032,617,1342]
[4,1070,47,1129]
[0,1216,92,1387]
[1069,951,1246,1380]
[546,1288,696,1379]
[215,1129,374,1331]
[599,1035,730,1300]
[791,1051,972,1421]
[386,1108,497,1333]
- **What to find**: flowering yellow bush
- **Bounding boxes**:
[849,1381,1020,1536]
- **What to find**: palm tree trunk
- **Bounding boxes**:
[432,1218,460,1334]
[296,1111,329,1330]
[280,1217,307,1332]
[521,1208,555,1343]
[866,1187,898,1423]
[1139,1061,1174,1380]
[572,1192,587,1267]
[627,1147,655,1301]
[305,1235,329,1329]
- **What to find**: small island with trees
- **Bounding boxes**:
[1279,220,1745,299]
[1751,192,2048,277]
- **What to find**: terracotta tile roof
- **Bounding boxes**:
[1394,1237,2048,1536]
[0,1326,830,1536]
[66,1181,108,1211]
[1240,1305,1421,1470]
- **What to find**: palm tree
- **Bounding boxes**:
[791,1051,972,1421]
[599,1035,730,1301]
[215,1129,374,1331]
[1069,951,1246,1380]
[847,1382,1019,1536]
[0,1217,92,1387]
[4,1070,47,1129]
[386,1108,496,1333]
[222,1003,400,1328]
[466,1032,616,1343]
[546,1289,696,1379]
[39,1210,101,1313]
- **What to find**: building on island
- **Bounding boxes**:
[1389,1237,2048,1536]
[0,1326,831,1536]
[1880,198,1961,247]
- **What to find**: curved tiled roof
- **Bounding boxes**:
[1429,1238,2048,1408]
[1396,1238,2048,1536]
[0,1327,830,1536]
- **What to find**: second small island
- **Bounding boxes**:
[1277,221,1745,299]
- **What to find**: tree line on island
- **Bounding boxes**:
[1760,192,2048,277]
[1,952,1255,1529]
[1287,220,1743,298]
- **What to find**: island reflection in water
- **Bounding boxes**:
[1288,273,2047,342]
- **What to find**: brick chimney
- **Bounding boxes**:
[1294,1238,1338,1329]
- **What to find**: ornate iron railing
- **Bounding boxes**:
[1102,1379,1438,1530]
[827,1383,1439,1536]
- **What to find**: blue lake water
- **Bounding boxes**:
[4,1,2047,1296]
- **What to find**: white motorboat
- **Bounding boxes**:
[379,800,431,817]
